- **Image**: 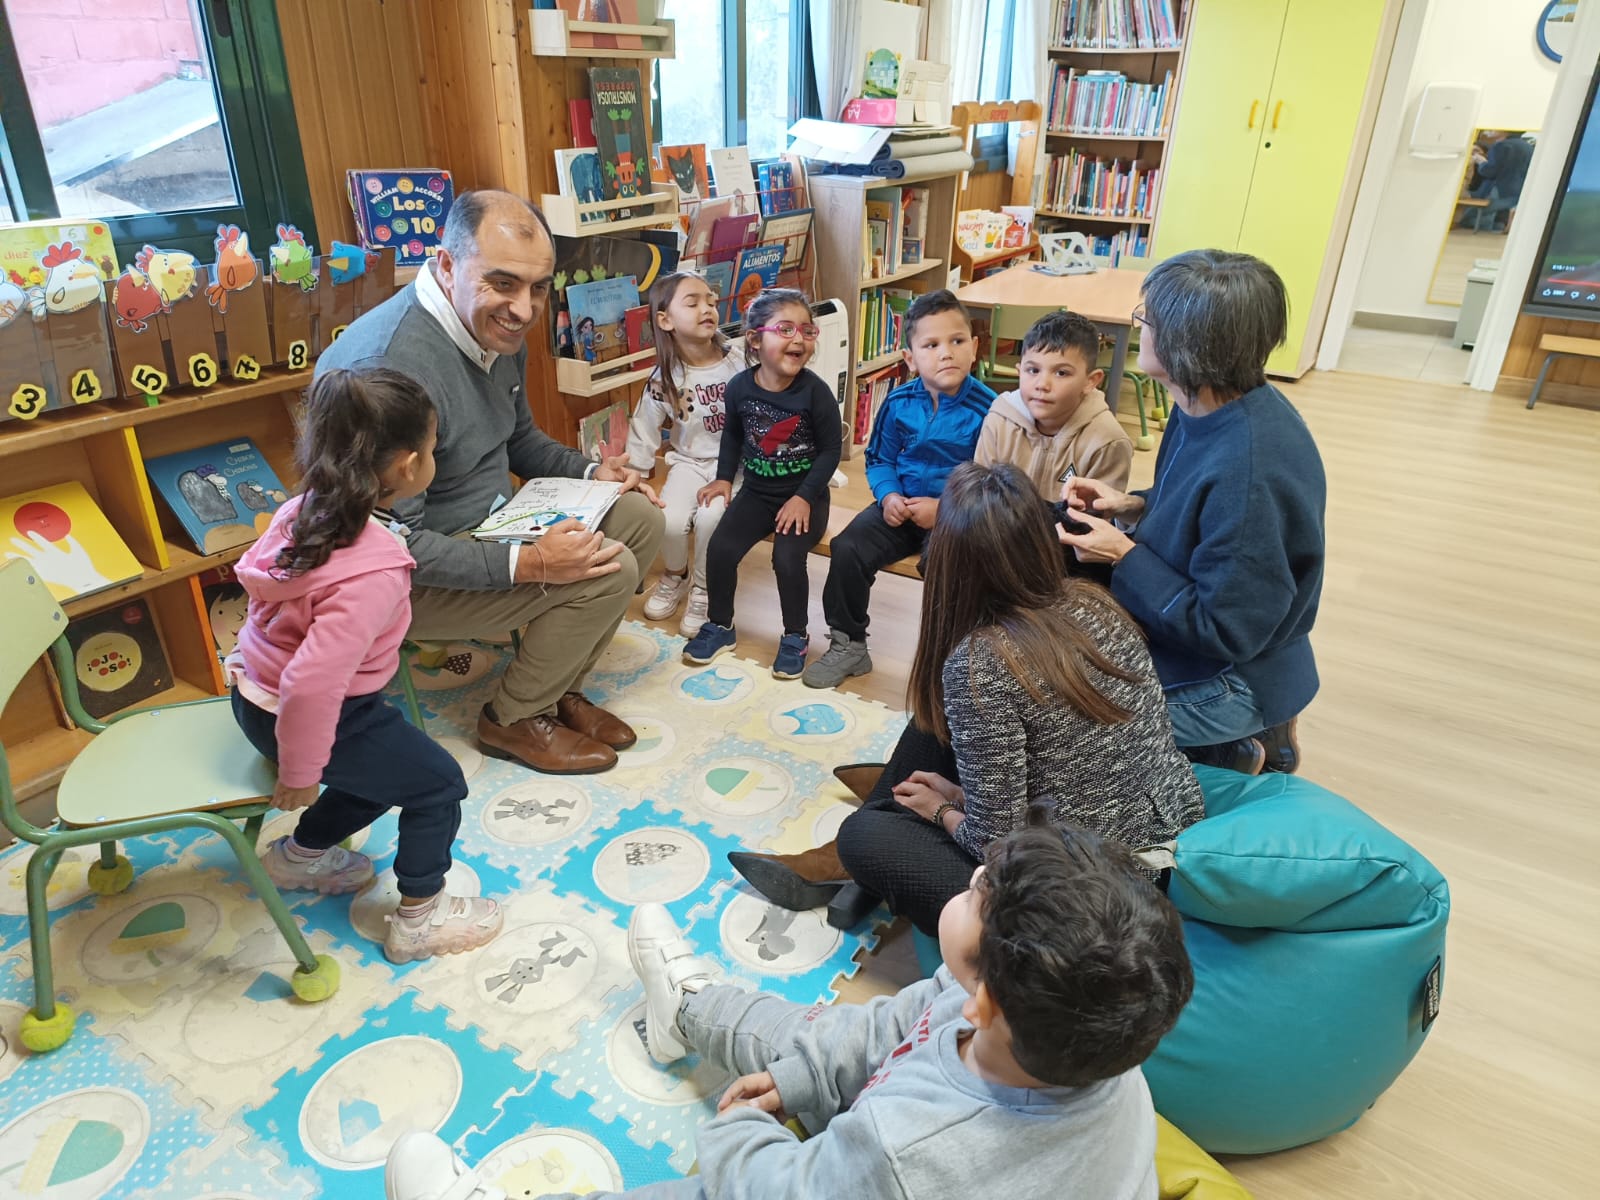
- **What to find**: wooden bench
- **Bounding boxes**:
[1528,333,1600,409]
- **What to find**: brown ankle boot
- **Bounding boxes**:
[832,763,885,804]
[727,841,850,911]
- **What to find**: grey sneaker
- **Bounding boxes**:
[802,630,872,688]
[261,836,375,895]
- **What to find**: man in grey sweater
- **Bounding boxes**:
[385,821,1194,1200]
[318,191,664,774]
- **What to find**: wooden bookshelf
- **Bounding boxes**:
[810,171,962,460]
[1038,0,1196,265]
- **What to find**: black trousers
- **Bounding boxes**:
[835,721,977,937]
[705,486,829,635]
[232,688,467,897]
[820,503,928,641]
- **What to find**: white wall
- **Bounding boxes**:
[1354,0,1558,320]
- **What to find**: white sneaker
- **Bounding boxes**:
[385,1130,503,1200]
[678,586,710,638]
[384,894,503,964]
[261,836,375,895]
[643,572,691,620]
[627,903,717,1063]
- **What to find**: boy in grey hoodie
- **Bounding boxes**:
[386,820,1194,1200]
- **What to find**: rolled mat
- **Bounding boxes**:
[819,150,975,181]
[877,134,965,161]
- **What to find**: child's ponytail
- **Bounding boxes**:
[277,367,435,577]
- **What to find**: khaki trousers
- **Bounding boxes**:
[407,491,664,723]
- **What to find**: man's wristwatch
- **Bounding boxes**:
[932,801,961,827]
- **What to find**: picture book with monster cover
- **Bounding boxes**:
[652,144,710,205]
[588,67,652,219]
[144,438,290,555]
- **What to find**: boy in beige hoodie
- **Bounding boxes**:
[975,310,1132,496]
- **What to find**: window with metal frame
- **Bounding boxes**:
[0,0,315,264]
[654,0,816,162]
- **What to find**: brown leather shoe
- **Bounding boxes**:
[832,762,885,804]
[477,707,617,774]
[556,691,637,750]
[727,841,850,911]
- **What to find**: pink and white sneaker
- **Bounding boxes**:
[260,836,375,895]
[384,894,503,964]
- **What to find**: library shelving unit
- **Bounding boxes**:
[0,371,310,799]
[1040,0,1194,266]
[809,170,961,460]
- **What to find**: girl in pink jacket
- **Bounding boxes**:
[229,368,501,964]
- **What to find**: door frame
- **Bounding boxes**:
[1313,0,1431,373]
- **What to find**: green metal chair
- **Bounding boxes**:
[0,560,340,1053]
[977,304,1062,387]
[396,627,522,729]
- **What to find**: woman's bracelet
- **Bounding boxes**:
[933,800,961,827]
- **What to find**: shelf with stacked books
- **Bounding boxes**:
[810,170,962,461]
[529,11,676,60]
[1036,0,1193,265]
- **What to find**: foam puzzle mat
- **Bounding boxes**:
[0,621,908,1198]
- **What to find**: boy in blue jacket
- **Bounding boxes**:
[804,290,995,688]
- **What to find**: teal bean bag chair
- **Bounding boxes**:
[1141,765,1450,1154]
[909,765,1449,1155]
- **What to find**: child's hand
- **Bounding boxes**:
[718,1071,786,1118]
[1063,476,1143,522]
[273,781,320,811]
[774,496,811,535]
[881,493,911,526]
[596,455,665,507]
[698,479,734,508]
[903,496,939,530]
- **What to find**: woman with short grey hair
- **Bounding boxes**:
[1057,249,1326,775]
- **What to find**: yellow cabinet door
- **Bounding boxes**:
[1237,0,1385,376]
[1151,0,1288,261]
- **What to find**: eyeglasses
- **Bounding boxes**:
[752,321,821,341]
[1131,303,1151,328]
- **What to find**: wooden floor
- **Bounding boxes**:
[629,368,1600,1198]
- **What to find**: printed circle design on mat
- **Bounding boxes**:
[611,713,676,766]
[812,800,854,846]
[0,846,93,914]
[183,949,344,1064]
[593,628,658,676]
[592,826,710,904]
[606,999,731,1104]
[696,757,793,816]
[0,1000,24,1086]
[477,1129,622,1197]
[81,894,222,983]
[471,922,600,1013]
[672,663,755,706]
[767,698,856,742]
[349,863,484,944]
[720,890,843,976]
[299,1036,461,1170]
[481,779,593,846]
[0,1087,149,1199]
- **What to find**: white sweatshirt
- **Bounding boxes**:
[627,345,746,471]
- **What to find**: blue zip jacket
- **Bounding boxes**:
[1111,383,1325,727]
[864,373,996,502]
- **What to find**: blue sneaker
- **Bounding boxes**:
[683,621,737,665]
[771,632,809,680]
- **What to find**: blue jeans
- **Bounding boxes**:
[1164,667,1267,747]
[231,688,467,896]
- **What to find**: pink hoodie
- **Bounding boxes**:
[231,495,415,788]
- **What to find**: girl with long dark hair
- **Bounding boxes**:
[228,368,502,964]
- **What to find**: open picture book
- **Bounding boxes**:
[470,477,624,542]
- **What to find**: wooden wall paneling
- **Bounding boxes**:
[342,2,407,164]
[453,1,514,190]
[1499,311,1600,392]
[385,0,439,163]
[416,5,473,186]
[300,3,372,244]
[490,0,531,199]
[276,0,342,245]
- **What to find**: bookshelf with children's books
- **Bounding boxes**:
[0,368,311,799]
[808,169,962,460]
[1040,0,1194,266]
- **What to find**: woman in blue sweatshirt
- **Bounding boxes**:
[1058,250,1325,775]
